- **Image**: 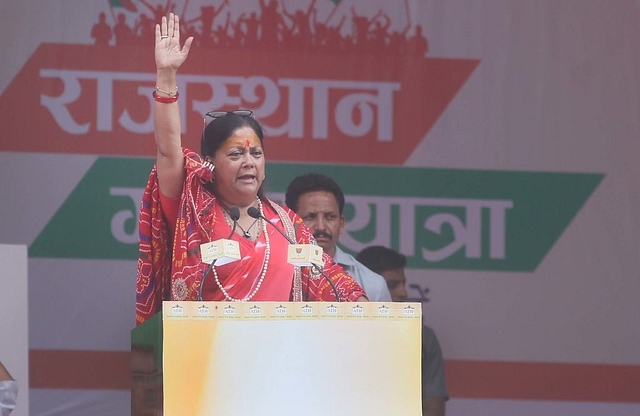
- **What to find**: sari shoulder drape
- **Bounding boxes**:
[137,149,366,325]
[281,206,367,302]
[136,149,216,324]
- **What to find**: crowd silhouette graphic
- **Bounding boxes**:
[91,0,429,57]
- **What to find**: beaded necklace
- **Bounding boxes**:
[213,198,270,301]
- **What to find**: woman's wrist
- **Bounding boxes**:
[154,69,178,103]
[154,85,178,97]
[156,69,178,88]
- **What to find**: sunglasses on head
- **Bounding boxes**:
[205,109,254,121]
[202,109,255,143]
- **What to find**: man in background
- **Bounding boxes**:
[285,173,391,302]
[357,245,449,416]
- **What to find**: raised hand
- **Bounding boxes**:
[155,13,193,72]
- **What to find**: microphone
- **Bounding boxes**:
[247,206,341,302]
[227,206,241,236]
[197,206,240,301]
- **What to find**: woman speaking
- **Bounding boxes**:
[136,13,366,324]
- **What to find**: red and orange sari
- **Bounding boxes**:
[136,149,365,325]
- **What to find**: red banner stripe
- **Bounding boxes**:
[30,350,130,390]
[29,350,640,402]
[445,359,640,403]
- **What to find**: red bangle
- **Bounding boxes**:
[152,90,179,103]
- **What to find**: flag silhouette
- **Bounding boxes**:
[109,0,137,13]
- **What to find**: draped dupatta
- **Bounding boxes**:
[137,149,366,325]
[136,149,301,324]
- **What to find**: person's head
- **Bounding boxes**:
[356,246,408,302]
[201,110,266,206]
[285,173,345,257]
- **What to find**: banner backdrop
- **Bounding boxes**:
[0,1,639,415]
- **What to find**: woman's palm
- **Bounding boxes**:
[154,14,192,71]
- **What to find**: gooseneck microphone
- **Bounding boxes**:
[247,207,341,302]
[197,206,240,301]
[227,206,241,236]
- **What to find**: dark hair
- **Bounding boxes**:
[201,112,264,157]
[356,246,407,274]
[285,173,345,214]
[201,112,266,197]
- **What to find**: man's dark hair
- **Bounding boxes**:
[285,173,345,214]
[356,245,407,274]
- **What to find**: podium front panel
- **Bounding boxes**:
[162,301,422,416]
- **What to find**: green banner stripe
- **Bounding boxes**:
[29,157,603,272]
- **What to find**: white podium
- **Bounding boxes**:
[160,301,422,416]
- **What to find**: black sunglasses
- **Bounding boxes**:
[202,110,255,139]
[204,109,254,121]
